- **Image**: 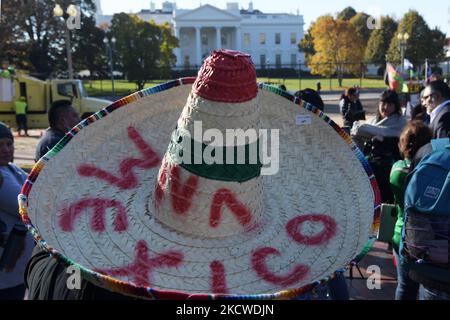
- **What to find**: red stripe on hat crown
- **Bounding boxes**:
[192,50,258,103]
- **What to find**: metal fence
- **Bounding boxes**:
[85,59,450,96]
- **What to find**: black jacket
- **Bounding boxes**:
[339,98,365,128]
[430,101,450,139]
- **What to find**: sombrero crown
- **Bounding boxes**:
[21,50,379,299]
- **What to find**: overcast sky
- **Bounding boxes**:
[100,0,450,35]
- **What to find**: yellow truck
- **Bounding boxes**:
[0,72,111,129]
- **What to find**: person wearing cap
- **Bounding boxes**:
[0,122,35,299]
[14,96,28,137]
[22,50,377,300]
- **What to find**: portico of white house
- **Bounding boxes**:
[174,25,242,68]
[173,5,242,68]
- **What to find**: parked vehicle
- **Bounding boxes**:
[0,72,110,128]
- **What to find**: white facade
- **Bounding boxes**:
[96,2,305,69]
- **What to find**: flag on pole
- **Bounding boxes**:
[384,63,406,93]
[403,59,414,71]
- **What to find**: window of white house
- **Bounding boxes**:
[243,33,251,46]
[221,34,227,46]
[259,33,266,45]
[184,56,190,69]
[291,33,297,44]
[275,33,281,45]
[275,54,281,68]
[291,54,297,67]
[202,34,208,46]
[260,54,266,68]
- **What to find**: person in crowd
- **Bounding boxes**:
[390,120,432,300]
[426,73,442,85]
[35,100,81,162]
[339,87,365,129]
[351,89,407,150]
[411,89,430,124]
[422,80,450,139]
[352,89,407,203]
[399,93,412,119]
[404,81,450,300]
[278,84,287,91]
[14,96,28,137]
[0,122,34,300]
[316,81,322,95]
[412,80,450,166]
[295,88,324,111]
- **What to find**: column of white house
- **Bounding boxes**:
[195,27,202,67]
[235,27,242,52]
[216,27,221,49]
[173,27,181,68]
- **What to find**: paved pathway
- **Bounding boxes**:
[346,241,397,300]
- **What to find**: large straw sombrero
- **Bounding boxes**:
[20,50,380,299]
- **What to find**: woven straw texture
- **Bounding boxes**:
[21,82,376,299]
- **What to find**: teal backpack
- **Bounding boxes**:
[402,138,450,290]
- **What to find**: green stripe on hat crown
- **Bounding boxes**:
[168,128,262,182]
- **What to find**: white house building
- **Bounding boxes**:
[95,1,305,69]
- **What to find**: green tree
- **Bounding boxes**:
[0,1,28,67]
[387,10,445,68]
[110,13,162,90]
[365,16,398,68]
[72,17,107,78]
[428,28,447,64]
[349,12,373,46]
[298,25,316,64]
[0,0,99,77]
[337,7,357,21]
[158,21,179,78]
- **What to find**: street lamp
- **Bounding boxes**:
[54,3,78,79]
[104,36,117,98]
[397,32,409,73]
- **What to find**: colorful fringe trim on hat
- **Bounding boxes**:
[19,79,381,300]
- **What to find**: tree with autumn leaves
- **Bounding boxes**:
[300,8,447,80]
[305,15,365,87]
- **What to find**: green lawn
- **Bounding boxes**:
[259,78,386,92]
[84,77,386,97]
[83,79,167,97]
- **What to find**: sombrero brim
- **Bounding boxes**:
[20,78,381,299]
